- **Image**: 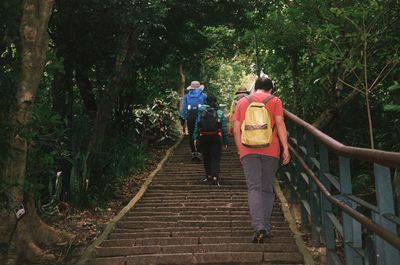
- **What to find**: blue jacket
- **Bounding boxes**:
[180,89,207,119]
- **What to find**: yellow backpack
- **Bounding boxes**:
[241,95,275,148]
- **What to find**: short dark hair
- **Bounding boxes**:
[254,76,273,91]
[205,94,218,108]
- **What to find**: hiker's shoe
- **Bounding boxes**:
[192,152,201,161]
[212,176,220,186]
[203,176,211,182]
[252,229,267,243]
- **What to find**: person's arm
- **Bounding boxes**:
[219,111,229,148]
[275,115,291,165]
[233,120,242,155]
[180,96,187,133]
[192,113,200,141]
[180,95,187,121]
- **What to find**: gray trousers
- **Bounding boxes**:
[241,154,279,232]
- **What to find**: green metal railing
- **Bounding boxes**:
[281,110,400,265]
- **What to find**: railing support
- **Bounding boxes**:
[339,156,362,265]
[306,134,321,246]
[373,164,400,265]
[319,144,337,265]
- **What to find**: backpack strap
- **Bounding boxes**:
[245,95,254,103]
[262,94,275,105]
[245,94,275,104]
[262,95,276,131]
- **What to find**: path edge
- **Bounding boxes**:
[274,180,316,265]
[77,136,183,265]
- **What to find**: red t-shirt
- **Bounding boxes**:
[233,91,283,159]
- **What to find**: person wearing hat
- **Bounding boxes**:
[180,81,208,160]
[228,86,250,135]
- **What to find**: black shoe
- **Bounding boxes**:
[203,176,211,182]
[212,176,221,186]
[192,152,201,161]
[252,229,267,243]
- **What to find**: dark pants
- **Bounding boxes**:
[200,135,222,176]
[187,111,198,153]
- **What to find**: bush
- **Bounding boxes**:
[131,90,180,145]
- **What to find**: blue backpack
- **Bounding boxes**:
[186,89,206,111]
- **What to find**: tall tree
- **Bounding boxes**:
[0,1,72,264]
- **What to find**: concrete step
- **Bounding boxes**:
[108,229,292,239]
[96,242,299,257]
[116,220,289,229]
[111,226,291,234]
[101,236,295,247]
[90,137,304,265]
[121,215,285,222]
[91,251,303,265]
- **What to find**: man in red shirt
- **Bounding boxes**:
[233,76,290,243]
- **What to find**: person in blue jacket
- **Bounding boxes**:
[180,81,207,161]
[193,94,228,186]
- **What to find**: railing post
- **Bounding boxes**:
[319,144,336,265]
[297,127,309,228]
[339,156,362,265]
[373,164,400,265]
[287,121,300,205]
[306,134,321,246]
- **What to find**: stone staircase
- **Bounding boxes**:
[90,137,304,265]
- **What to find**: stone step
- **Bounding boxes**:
[134,201,250,207]
[116,220,288,229]
[148,185,248,190]
[96,242,299,257]
[101,236,296,247]
[130,204,251,209]
[108,229,292,239]
[91,251,303,265]
[121,215,285,222]
[112,226,291,234]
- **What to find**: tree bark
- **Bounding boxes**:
[178,64,185,110]
[290,51,302,118]
[0,1,72,264]
[52,56,74,120]
[75,63,97,117]
[312,89,359,130]
[86,30,136,187]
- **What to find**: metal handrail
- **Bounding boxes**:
[289,145,400,250]
[284,109,400,168]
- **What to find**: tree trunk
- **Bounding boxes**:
[75,63,97,117]
[0,1,72,264]
[52,56,74,120]
[290,52,302,118]
[312,89,359,130]
[178,64,185,110]
[86,30,135,187]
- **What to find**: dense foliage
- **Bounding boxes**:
[1,0,399,211]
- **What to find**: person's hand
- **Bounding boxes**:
[223,145,228,150]
[194,139,198,147]
[281,147,291,165]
